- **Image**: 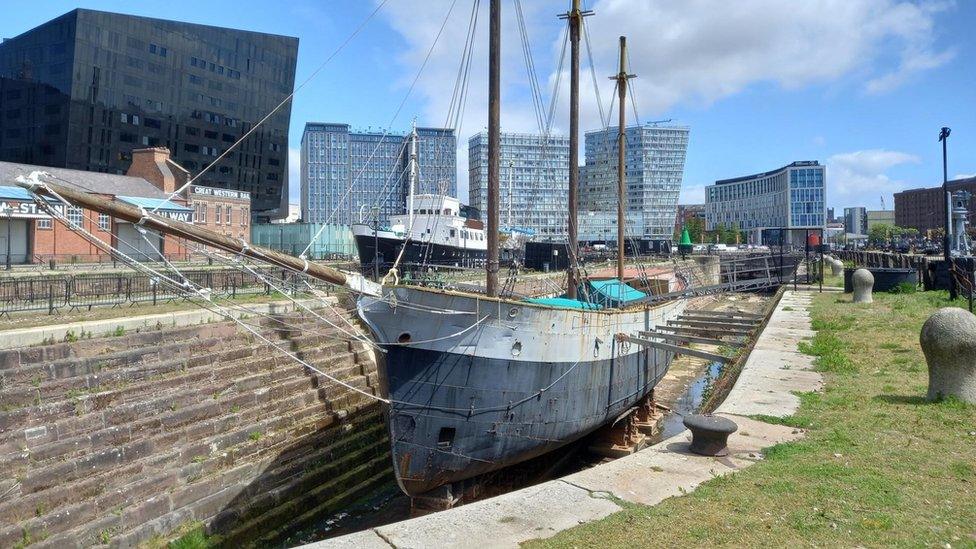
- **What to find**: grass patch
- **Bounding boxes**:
[525,291,976,548]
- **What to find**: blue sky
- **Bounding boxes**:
[3,0,974,213]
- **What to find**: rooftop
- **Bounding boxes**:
[0,161,168,199]
[714,161,821,186]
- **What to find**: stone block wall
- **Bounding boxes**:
[0,305,391,547]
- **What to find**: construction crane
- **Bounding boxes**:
[645,118,673,125]
[880,195,886,210]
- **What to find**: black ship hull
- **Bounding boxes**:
[354,233,486,269]
[358,286,686,497]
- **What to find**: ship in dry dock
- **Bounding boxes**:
[13,0,694,500]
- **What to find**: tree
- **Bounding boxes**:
[685,217,705,244]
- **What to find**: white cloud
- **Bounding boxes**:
[679,184,706,205]
[827,149,920,205]
[288,147,301,204]
[953,173,976,180]
[381,0,954,202]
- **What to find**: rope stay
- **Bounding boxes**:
[155,0,391,213]
[300,0,460,258]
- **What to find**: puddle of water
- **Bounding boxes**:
[658,360,724,439]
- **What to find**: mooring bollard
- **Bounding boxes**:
[683,413,738,456]
[920,307,976,403]
[830,259,843,277]
[852,268,874,303]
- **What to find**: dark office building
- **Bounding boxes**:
[0,9,297,221]
[894,176,976,233]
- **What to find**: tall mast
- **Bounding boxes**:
[561,0,590,299]
[408,119,417,229]
[486,0,500,297]
[614,36,633,281]
[507,160,514,227]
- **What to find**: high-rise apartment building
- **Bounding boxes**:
[844,206,868,235]
[706,161,826,243]
[0,9,298,221]
[579,124,690,239]
[301,123,455,226]
[468,131,570,240]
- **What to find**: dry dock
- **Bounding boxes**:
[316,290,822,549]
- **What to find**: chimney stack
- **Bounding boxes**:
[127,147,188,195]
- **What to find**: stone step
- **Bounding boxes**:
[0,321,247,370]
[3,368,379,513]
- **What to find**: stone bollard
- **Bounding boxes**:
[920,307,976,403]
[852,268,874,303]
[830,259,844,276]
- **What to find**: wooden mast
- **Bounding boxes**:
[564,0,587,299]
[15,174,381,296]
[615,36,630,281]
[485,0,500,297]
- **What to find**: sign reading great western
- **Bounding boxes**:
[190,185,250,201]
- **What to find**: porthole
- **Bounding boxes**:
[397,332,412,343]
[507,307,519,319]
[511,341,522,357]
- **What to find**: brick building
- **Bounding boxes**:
[0,147,250,265]
[0,160,191,264]
[894,176,976,233]
[674,203,705,236]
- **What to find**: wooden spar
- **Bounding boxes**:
[485,0,500,297]
[677,314,760,326]
[565,0,581,299]
[616,334,732,364]
[15,174,382,296]
[638,329,745,348]
[615,36,627,281]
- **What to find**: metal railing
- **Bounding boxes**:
[0,267,331,317]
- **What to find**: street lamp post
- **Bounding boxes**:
[939,127,957,299]
[371,206,380,282]
[5,207,11,271]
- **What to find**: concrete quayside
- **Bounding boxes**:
[0,281,806,548]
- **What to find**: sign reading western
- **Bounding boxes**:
[191,186,249,201]
[0,200,192,223]
[0,200,61,219]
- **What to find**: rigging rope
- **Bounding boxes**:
[154,0,391,212]
[300,0,460,258]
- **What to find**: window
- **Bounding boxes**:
[38,218,52,229]
[225,206,232,225]
[144,118,161,129]
[198,204,207,223]
[240,207,247,226]
[98,213,110,231]
[215,205,222,224]
[184,127,199,136]
[67,206,83,226]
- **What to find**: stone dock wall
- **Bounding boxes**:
[0,302,392,547]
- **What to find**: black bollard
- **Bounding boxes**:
[683,413,738,456]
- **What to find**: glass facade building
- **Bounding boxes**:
[0,9,298,221]
[468,131,570,240]
[705,161,826,235]
[579,124,690,239]
[301,123,456,226]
